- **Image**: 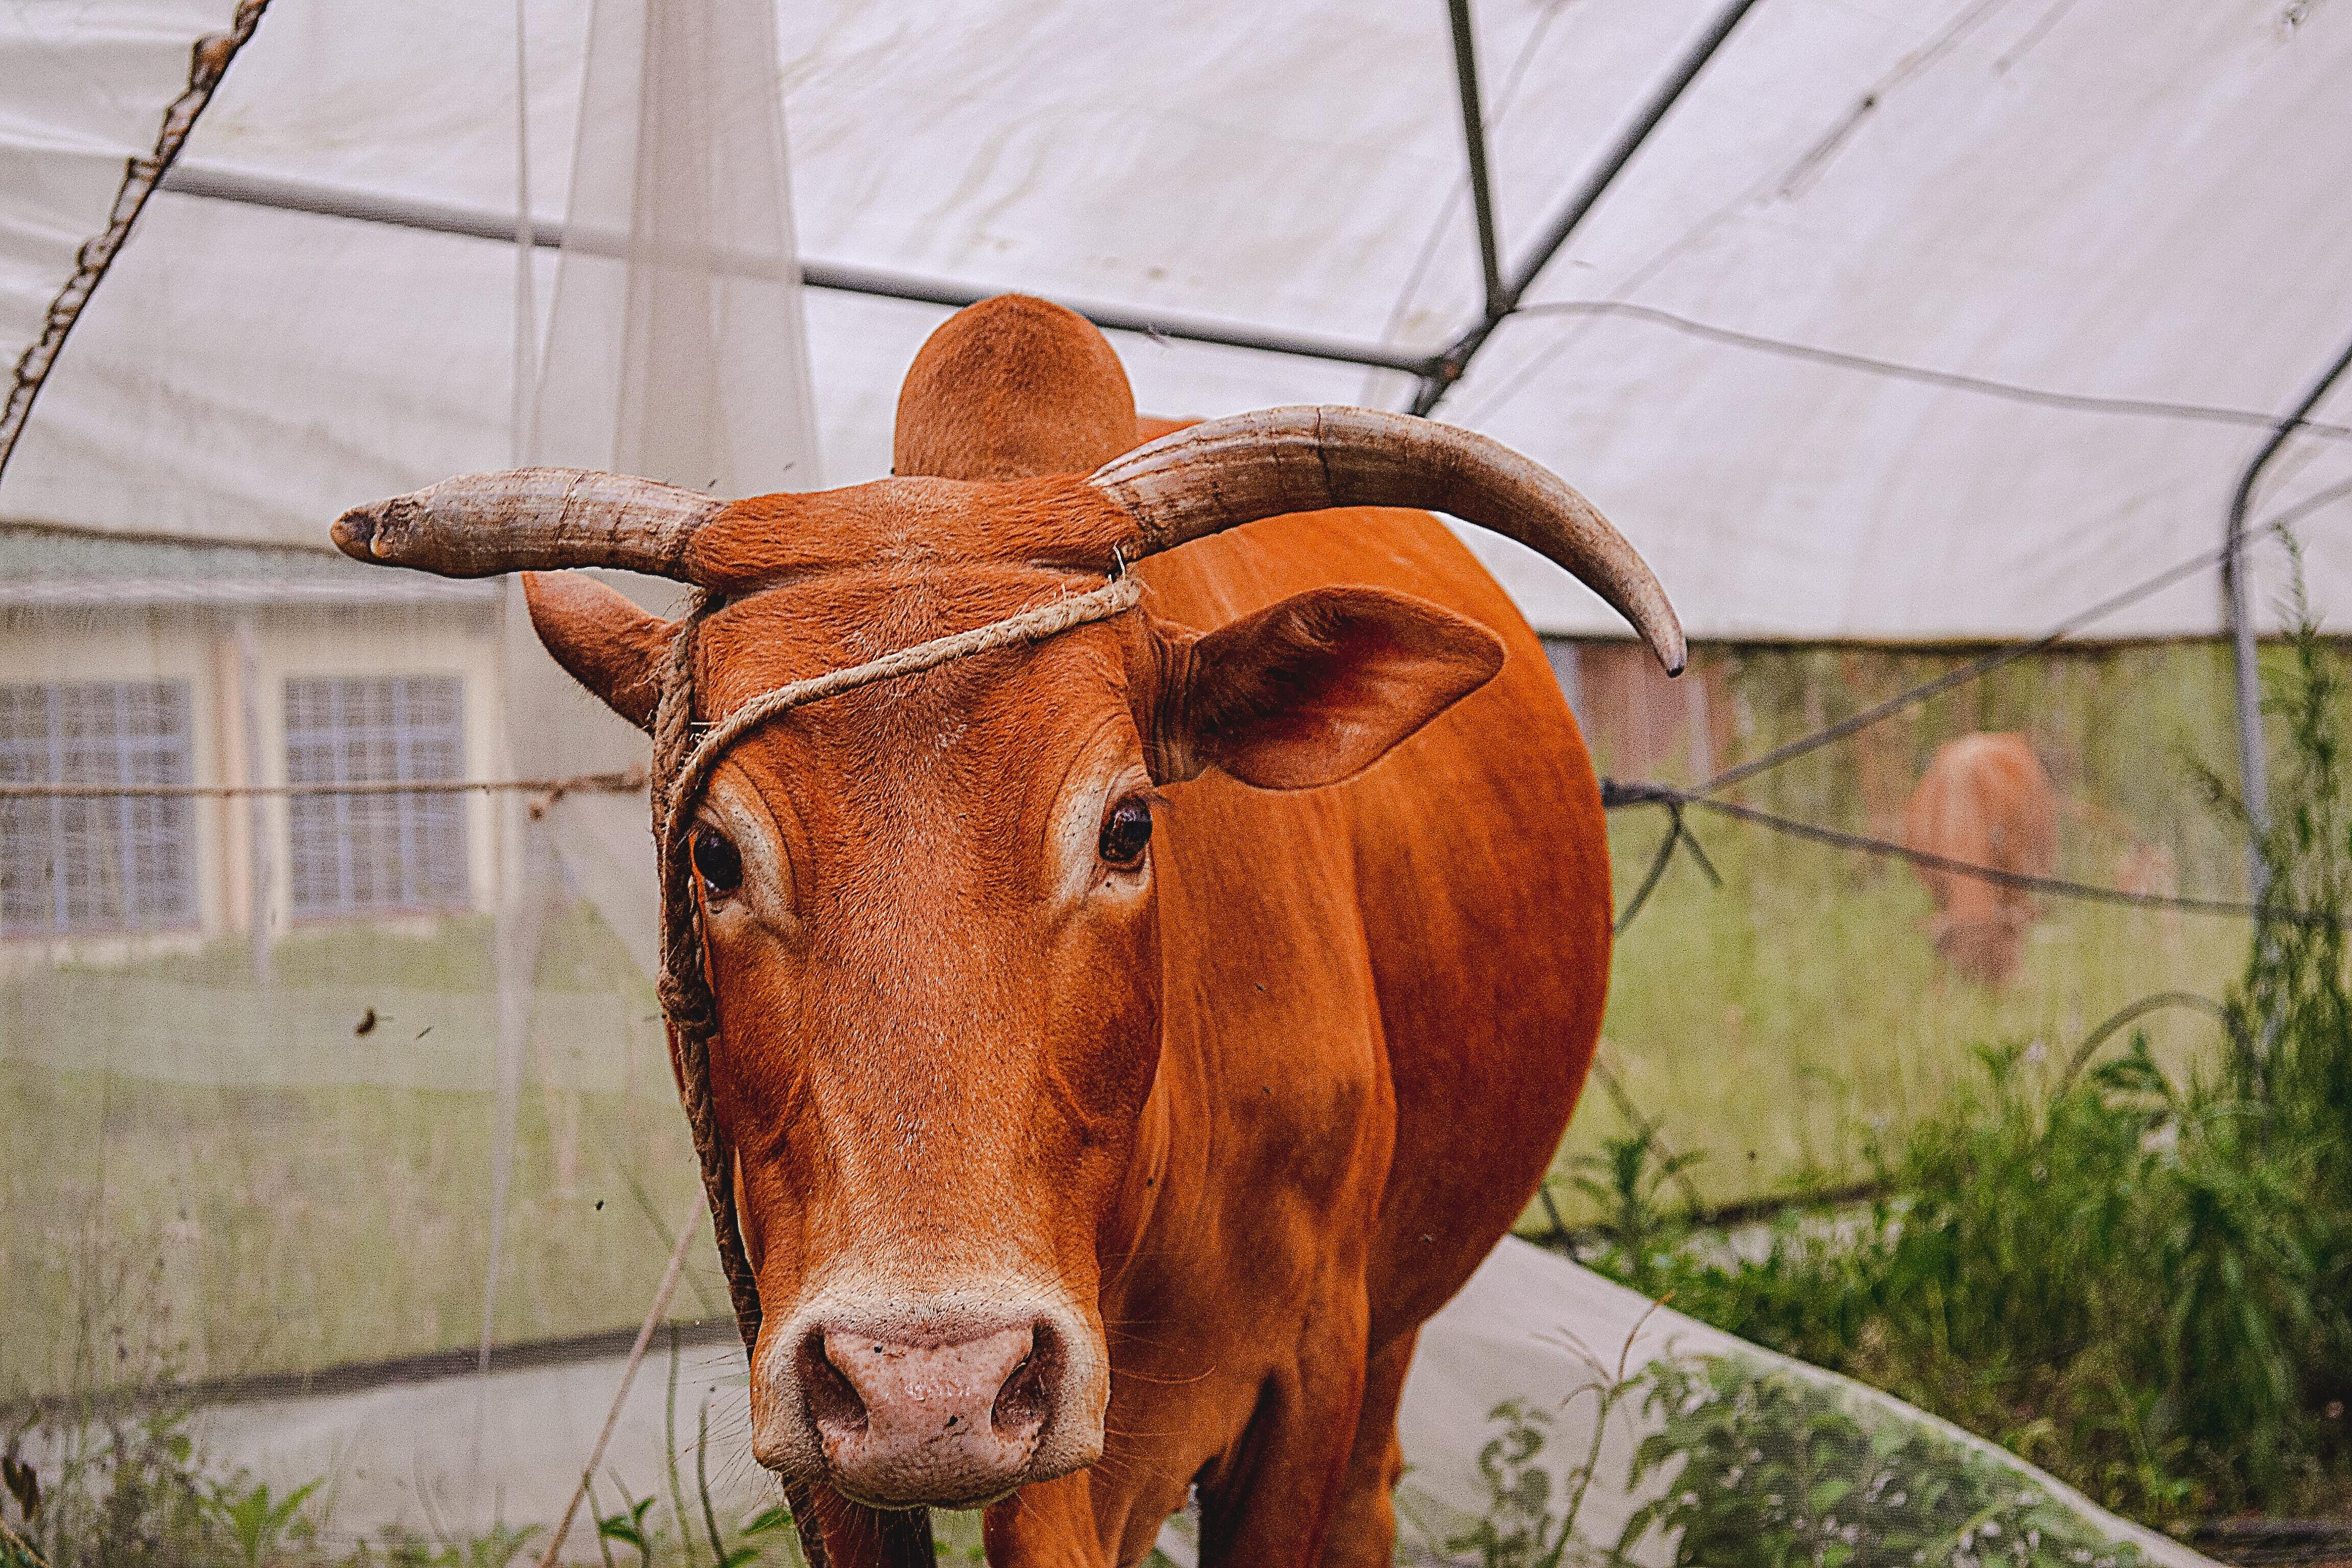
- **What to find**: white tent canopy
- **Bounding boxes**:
[5,0,2350,640]
[0,6,2329,1558]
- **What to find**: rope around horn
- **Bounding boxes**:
[643,572,1144,1561]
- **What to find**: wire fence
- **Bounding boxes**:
[0,772,643,802]
[6,475,2338,940]
[1597,478,2352,931]
[1601,782,2312,926]
[0,763,2286,927]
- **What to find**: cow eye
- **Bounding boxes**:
[690,828,744,896]
[1098,796,1153,870]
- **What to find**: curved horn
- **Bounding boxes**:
[1087,407,1685,675]
[332,467,723,580]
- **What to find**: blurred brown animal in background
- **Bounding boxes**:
[1902,733,2059,985]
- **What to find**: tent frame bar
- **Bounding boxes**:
[157,1,1766,414]
[1446,0,1507,320]
[2225,331,2352,903]
[802,259,1432,375]
[154,163,1436,379]
[1411,0,1766,414]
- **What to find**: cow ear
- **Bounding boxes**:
[1153,586,1504,790]
[522,571,674,731]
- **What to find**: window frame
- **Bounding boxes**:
[281,673,473,921]
[0,679,200,939]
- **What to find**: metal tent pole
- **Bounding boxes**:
[1446,0,1507,321]
[1412,0,1767,415]
[154,163,1438,379]
[2223,332,2352,904]
[156,0,1768,419]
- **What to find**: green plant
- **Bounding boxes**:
[728,1507,797,1568]
[1568,1125,1702,1297]
[1443,1400,1578,1568]
[3,1289,216,1568]
[594,1491,658,1564]
[1,1405,281,1568]
[1,1376,799,1568]
[1583,577,2352,1527]
[1619,1030,2313,1522]
[209,1480,318,1567]
[1400,1309,1661,1568]
[1421,1348,2159,1568]
[1623,1353,2148,1568]
[585,1473,806,1568]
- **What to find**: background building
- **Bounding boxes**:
[1,529,505,955]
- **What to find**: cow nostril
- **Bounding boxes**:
[991,1319,1061,1438]
[798,1331,867,1436]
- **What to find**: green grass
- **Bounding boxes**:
[1533,636,2270,1227]
[1567,607,2352,1528]
[0,639,2290,1403]
[1,913,717,1399]
[1537,813,2248,1224]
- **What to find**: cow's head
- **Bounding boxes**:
[333,296,1681,1510]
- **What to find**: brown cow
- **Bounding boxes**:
[1902,732,2059,985]
[331,297,1681,1566]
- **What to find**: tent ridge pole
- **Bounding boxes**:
[2225,330,2352,904]
[1412,0,1767,416]
[155,163,1441,381]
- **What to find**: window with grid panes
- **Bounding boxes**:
[283,675,470,916]
[1,681,198,937]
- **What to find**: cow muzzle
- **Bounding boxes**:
[752,1300,1104,1509]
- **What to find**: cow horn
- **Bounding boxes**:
[1085,406,1686,675]
[331,467,723,580]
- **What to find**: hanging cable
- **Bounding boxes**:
[1501,300,2352,442]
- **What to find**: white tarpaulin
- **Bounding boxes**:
[6,0,2351,638]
